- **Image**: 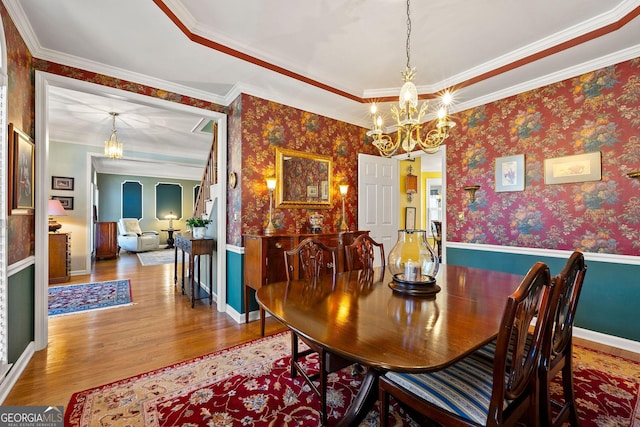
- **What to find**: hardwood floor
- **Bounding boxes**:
[3,252,639,408]
[4,250,287,407]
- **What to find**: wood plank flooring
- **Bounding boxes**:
[3,251,638,408]
[3,250,287,407]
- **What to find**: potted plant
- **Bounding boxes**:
[185,217,211,239]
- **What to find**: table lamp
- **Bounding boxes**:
[165,212,177,229]
[264,177,277,235]
[338,184,349,232]
[48,199,67,232]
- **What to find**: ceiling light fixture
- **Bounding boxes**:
[104,112,123,159]
[367,0,455,158]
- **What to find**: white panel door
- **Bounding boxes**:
[358,153,398,267]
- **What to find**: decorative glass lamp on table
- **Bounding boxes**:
[388,229,440,296]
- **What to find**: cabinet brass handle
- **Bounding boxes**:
[327,262,334,270]
[275,242,282,248]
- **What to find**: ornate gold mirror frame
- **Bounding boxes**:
[275,147,333,209]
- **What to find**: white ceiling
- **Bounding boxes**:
[5,0,640,178]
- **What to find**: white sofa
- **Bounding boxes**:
[117,218,160,252]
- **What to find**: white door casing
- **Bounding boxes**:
[357,153,398,267]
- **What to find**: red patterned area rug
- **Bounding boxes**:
[65,332,640,426]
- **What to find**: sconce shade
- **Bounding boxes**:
[48,199,67,232]
[339,184,349,196]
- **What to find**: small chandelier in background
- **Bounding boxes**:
[367,0,455,158]
[104,112,123,159]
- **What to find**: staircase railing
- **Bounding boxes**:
[193,123,218,219]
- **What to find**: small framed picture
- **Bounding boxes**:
[52,176,75,191]
[8,123,35,215]
[495,154,525,192]
[405,207,416,230]
[307,185,318,198]
[544,152,602,184]
[51,195,74,210]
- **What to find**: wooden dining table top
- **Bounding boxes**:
[257,264,524,373]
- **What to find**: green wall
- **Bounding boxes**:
[226,250,245,313]
[96,173,200,242]
[8,266,35,363]
[447,247,640,342]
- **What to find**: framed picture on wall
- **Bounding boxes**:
[544,152,601,184]
[52,195,74,210]
[495,154,525,192]
[8,123,35,215]
[52,176,75,191]
[405,207,416,230]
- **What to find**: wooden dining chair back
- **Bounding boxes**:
[284,237,337,282]
[283,237,341,425]
[345,233,385,271]
[540,251,587,427]
[379,261,554,427]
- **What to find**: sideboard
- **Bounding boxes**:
[243,230,369,335]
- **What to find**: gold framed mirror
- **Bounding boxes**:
[275,147,333,209]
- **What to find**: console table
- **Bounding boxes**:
[243,230,368,335]
[174,233,216,308]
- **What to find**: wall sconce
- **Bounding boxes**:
[48,199,67,232]
[165,211,177,229]
[628,171,640,179]
[338,184,349,232]
[464,185,480,203]
[406,165,417,203]
[264,177,277,235]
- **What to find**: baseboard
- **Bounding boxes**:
[0,341,35,404]
[574,326,640,354]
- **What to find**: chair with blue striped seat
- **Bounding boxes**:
[540,251,586,427]
[378,262,554,427]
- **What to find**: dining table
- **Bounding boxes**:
[256,264,525,426]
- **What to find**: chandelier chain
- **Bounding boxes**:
[405,0,411,70]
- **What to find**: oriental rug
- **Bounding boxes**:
[65,332,640,427]
[48,280,133,317]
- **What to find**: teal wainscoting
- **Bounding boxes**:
[226,249,244,314]
[8,265,35,363]
[447,246,640,342]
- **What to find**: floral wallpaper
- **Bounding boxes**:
[3,2,36,264]
[229,94,377,246]
[446,58,640,255]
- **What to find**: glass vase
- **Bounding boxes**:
[388,229,440,291]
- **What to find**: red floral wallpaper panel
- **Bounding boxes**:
[230,94,377,246]
[446,58,640,255]
[2,2,36,264]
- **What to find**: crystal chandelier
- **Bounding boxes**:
[104,112,123,159]
[367,0,455,158]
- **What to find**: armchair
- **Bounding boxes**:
[117,218,159,252]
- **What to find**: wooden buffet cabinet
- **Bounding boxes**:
[49,232,70,284]
[243,230,368,335]
[94,221,119,260]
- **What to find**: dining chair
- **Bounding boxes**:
[345,233,385,271]
[379,261,554,427]
[284,237,345,425]
[540,251,587,427]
